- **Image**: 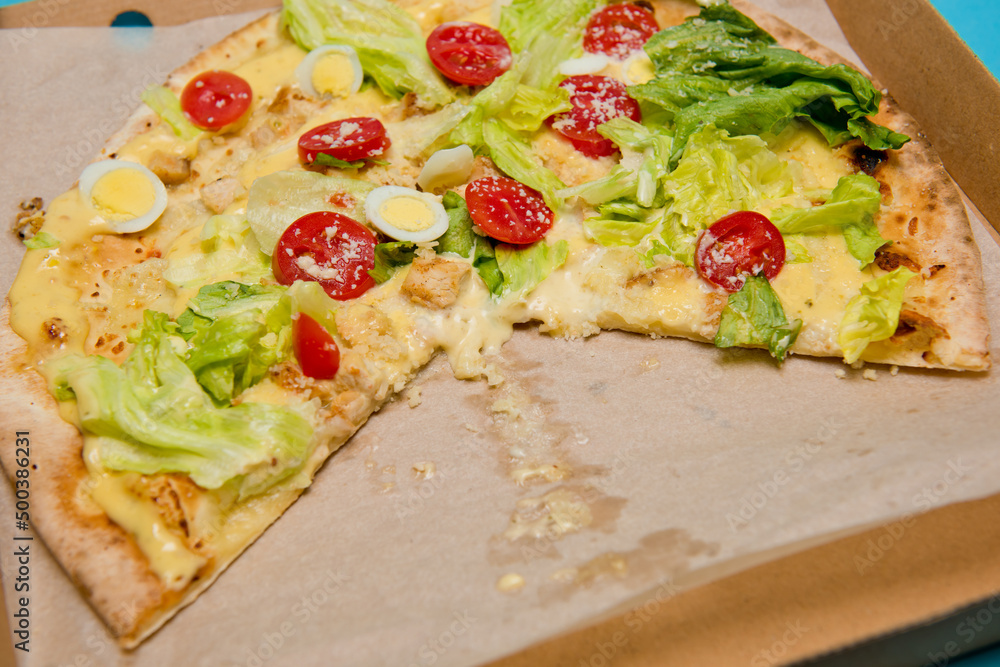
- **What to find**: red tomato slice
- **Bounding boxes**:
[426,22,513,86]
[298,118,390,165]
[583,4,661,60]
[179,71,253,131]
[293,313,340,380]
[465,177,554,245]
[695,211,786,292]
[548,75,641,158]
[272,211,378,300]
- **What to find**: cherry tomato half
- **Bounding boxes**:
[293,312,340,380]
[272,211,378,300]
[426,22,513,86]
[298,118,391,165]
[548,75,641,158]
[583,4,661,60]
[180,71,253,131]
[695,211,786,292]
[465,176,554,245]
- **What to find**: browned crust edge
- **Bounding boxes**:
[0,12,304,649]
[733,0,991,370]
[0,0,993,653]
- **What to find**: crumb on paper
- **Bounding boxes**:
[890,365,899,376]
[834,369,846,379]
[496,573,525,594]
[412,461,436,479]
[12,197,44,240]
[463,422,479,433]
[405,385,422,408]
[863,369,877,381]
[382,465,396,476]
[640,357,660,372]
[485,363,505,386]
[850,360,865,370]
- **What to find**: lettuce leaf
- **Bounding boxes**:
[369,241,417,283]
[175,282,292,403]
[584,214,659,247]
[163,215,272,289]
[630,3,909,166]
[499,84,572,132]
[141,85,201,140]
[773,174,887,266]
[50,310,311,498]
[439,191,503,294]
[23,231,60,249]
[647,124,794,264]
[482,118,565,209]
[499,0,604,90]
[282,0,453,107]
[496,240,569,299]
[714,275,802,361]
[838,267,916,363]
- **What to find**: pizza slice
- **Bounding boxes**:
[0,0,990,648]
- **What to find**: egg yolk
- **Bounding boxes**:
[311,52,354,97]
[90,168,156,222]
[379,196,435,232]
[626,54,655,85]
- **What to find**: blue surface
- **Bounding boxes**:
[0,0,998,663]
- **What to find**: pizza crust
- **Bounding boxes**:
[734,0,991,370]
[0,0,991,650]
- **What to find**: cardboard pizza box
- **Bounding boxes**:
[0,1,998,666]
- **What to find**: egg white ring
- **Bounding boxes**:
[621,51,655,86]
[78,159,168,234]
[417,144,475,192]
[365,186,450,244]
[558,54,612,76]
[295,45,364,99]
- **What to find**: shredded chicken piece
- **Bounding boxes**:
[401,256,471,309]
[200,176,245,214]
[147,151,191,185]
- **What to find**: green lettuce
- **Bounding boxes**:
[629,3,909,166]
[495,240,569,299]
[163,215,272,289]
[450,55,532,149]
[838,267,915,363]
[499,84,572,132]
[369,241,417,283]
[499,0,604,90]
[773,174,887,266]
[23,231,60,249]
[649,124,795,265]
[482,119,565,209]
[715,276,802,361]
[282,0,453,107]
[175,282,292,403]
[141,85,201,140]
[50,310,311,498]
[439,191,503,294]
[584,214,659,247]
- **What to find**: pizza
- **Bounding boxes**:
[0,0,990,649]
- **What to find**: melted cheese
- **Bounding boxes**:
[234,43,306,100]
[83,442,205,589]
[5,9,879,589]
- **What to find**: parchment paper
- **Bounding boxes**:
[1,3,999,666]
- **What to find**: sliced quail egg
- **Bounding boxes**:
[558,53,612,76]
[416,145,474,192]
[78,159,168,233]
[295,45,363,99]
[365,186,449,243]
[621,50,655,85]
